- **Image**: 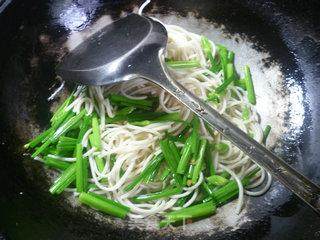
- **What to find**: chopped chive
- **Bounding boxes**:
[91,116,102,151]
[187,164,194,179]
[49,163,76,194]
[219,171,231,179]
[75,143,88,193]
[145,162,161,183]
[244,66,256,105]
[201,36,212,57]
[125,153,164,191]
[117,106,136,115]
[50,94,73,124]
[108,94,156,110]
[190,117,200,155]
[215,63,236,94]
[52,110,85,141]
[207,91,220,104]
[160,168,171,181]
[211,168,259,206]
[26,110,73,150]
[207,175,229,186]
[166,60,201,69]
[77,115,91,143]
[201,181,214,196]
[205,144,215,176]
[176,196,187,207]
[44,156,71,171]
[160,201,216,227]
[192,139,207,184]
[160,139,183,185]
[217,44,229,81]
[79,192,129,219]
[132,187,182,203]
[263,125,272,144]
[176,137,192,174]
[57,136,77,153]
[214,143,229,155]
[227,51,235,63]
[94,156,105,173]
[234,78,247,90]
[24,128,54,149]
[242,106,250,121]
[168,140,181,165]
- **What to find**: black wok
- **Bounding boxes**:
[0,0,320,239]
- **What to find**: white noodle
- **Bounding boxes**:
[41,17,272,219]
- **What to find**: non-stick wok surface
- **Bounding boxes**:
[0,0,320,239]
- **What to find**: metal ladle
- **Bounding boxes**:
[57,13,320,214]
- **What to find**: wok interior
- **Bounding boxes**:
[0,0,319,239]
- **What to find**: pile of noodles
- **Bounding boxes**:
[48,20,272,219]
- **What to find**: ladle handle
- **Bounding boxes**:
[144,55,320,215]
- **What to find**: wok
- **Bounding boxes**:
[0,0,320,239]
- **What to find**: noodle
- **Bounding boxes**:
[55,23,272,218]
[26,3,273,223]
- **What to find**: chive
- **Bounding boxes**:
[176,196,187,207]
[160,201,216,227]
[201,181,214,196]
[190,117,200,155]
[110,154,116,169]
[207,175,229,186]
[75,143,87,193]
[24,128,53,149]
[129,120,151,126]
[91,116,102,151]
[25,109,72,149]
[32,110,86,158]
[217,45,229,80]
[211,168,259,206]
[192,139,207,184]
[166,60,201,69]
[244,66,256,105]
[44,156,71,170]
[125,153,164,191]
[153,112,181,122]
[79,192,129,219]
[176,137,192,174]
[95,156,105,173]
[227,51,235,63]
[242,106,250,121]
[214,143,229,155]
[108,94,155,110]
[117,106,136,115]
[129,112,181,126]
[234,78,247,90]
[160,168,171,181]
[201,36,212,57]
[215,63,236,94]
[57,136,77,153]
[168,140,181,165]
[219,171,231,179]
[77,115,91,143]
[49,163,76,194]
[187,164,194,179]
[263,125,271,144]
[178,125,191,137]
[145,163,161,183]
[207,91,220,104]
[50,94,73,124]
[132,187,182,203]
[205,144,215,176]
[201,36,222,73]
[160,139,183,185]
